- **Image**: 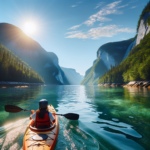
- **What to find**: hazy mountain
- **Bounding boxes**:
[0,23,69,84]
[61,67,84,85]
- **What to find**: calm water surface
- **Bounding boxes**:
[0,85,150,150]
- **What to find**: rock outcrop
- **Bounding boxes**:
[123,12,150,60]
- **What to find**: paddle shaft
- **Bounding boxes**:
[5,105,79,120]
[23,109,32,112]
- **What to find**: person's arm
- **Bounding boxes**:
[49,112,55,124]
[29,110,36,120]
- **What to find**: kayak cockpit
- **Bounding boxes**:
[29,120,56,132]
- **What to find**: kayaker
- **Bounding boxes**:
[30,99,55,129]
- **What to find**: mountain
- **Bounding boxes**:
[98,2,150,84]
[0,43,44,83]
[81,2,150,85]
[81,39,134,85]
[0,23,69,85]
[61,67,83,85]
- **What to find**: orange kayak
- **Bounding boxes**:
[23,105,59,150]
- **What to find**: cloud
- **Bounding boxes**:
[95,2,104,9]
[118,4,128,8]
[131,6,137,9]
[68,24,82,30]
[84,1,122,26]
[99,23,104,26]
[66,31,81,35]
[66,25,135,39]
[72,5,77,7]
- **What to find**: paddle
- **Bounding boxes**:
[5,105,79,120]
[57,113,79,120]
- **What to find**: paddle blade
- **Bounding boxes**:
[5,105,23,113]
[63,113,79,120]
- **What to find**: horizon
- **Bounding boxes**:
[0,0,149,76]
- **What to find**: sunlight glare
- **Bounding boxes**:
[23,22,36,36]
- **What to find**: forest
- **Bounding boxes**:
[0,43,44,83]
[98,31,150,84]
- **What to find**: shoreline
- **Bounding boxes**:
[98,81,150,88]
[0,81,44,88]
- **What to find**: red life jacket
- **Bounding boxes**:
[35,112,50,128]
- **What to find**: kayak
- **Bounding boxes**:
[23,105,59,150]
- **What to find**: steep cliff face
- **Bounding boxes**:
[0,23,69,84]
[81,39,133,85]
[123,12,150,60]
[61,67,83,85]
[136,12,150,45]
[97,39,134,70]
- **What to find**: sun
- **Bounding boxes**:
[23,22,36,36]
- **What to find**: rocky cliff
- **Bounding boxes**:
[0,23,69,85]
[124,12,150,60]
[81,39,133,85]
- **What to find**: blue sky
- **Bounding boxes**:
[0,0,149,75]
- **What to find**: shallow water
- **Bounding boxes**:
[0,85,150,150]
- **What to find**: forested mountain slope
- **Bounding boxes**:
[0,44,44,83]
[98,2,150,84]
[0,23,69,85]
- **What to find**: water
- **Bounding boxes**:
[0,85,150,150]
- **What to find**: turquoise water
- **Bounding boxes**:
[0,85,150,150]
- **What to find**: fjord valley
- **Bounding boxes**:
[0,0,150,150]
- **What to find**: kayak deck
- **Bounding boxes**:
[23,105,59,150]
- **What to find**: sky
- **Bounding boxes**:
[0,0,149,75]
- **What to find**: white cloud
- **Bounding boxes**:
[66,25,135,39]
[131,6,137,9]
[72,5,77,7]
[66,31,81,35]
[95,2,104,9]
[99,23,104,26]
[68,1,125,31]
[106,1,121,9]
[118,4,128,8]
[68,24,82,30]
[84,1,122,26]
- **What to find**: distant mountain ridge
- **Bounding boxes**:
[0,23,69,85]
[61,67,83,85]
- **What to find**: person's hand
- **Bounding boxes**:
[31,110,35,114]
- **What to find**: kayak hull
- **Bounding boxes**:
[23,105,59,150]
